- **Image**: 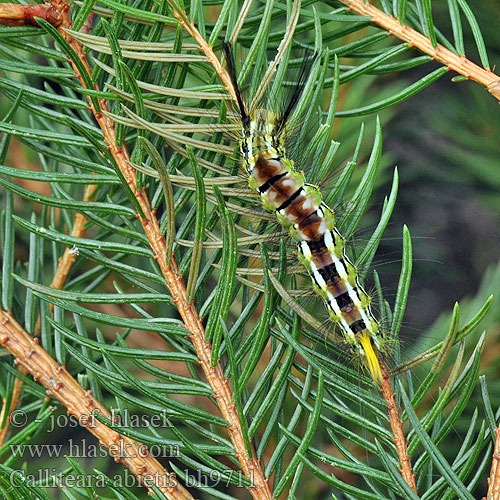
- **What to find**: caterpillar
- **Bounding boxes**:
[223,43,387,384]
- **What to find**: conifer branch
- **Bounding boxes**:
[380,363,417,493]
[338,0,500,100]
[0,311,194,500]
[42,3,273,499]
[0,0,495,497]
[32,183,97,336]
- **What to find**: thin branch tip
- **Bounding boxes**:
[338,0,500,101]
[380,363,417,493]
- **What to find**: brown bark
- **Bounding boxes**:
[338,0,500,100]
[0,3,62,27]
[380,363,417,493]
[0,311,194,500]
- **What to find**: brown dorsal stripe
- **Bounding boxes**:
[307,235,325,252]
[259,172,287,193]
[342,305,362,325]
[284,193,318,223]
[254,157,287,185]
[313,247,334,269]
[350,319,366,333]
[336,291,352,309]
[299,211,323,231]
[298,213,324,240]
[318,262,339,282]
[327,275,348,298]
[277,187,302,211]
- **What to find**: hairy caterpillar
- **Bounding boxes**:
[223,43,388,384]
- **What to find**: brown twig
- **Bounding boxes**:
[485,427,500,500]
[0,3,62,27]
[32,183,97,336]
[167,1,237,102]
[337,0,500,101]
[48,3,272,499]
[0,311,193,500]
[47,184,97,295]
[0,373,23,448]
[380,363,417,493]
[88,115,271,498]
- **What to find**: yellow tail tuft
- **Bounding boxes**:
[359,332,383,385]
